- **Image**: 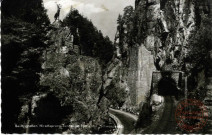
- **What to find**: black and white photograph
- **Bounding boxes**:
[1,0,212,134]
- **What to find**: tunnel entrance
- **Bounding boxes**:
[157,72,178,96]
[150,71,184,99]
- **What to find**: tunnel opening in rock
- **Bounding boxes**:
[158,71,178,96]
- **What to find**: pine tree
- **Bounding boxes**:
[63,8,114,66]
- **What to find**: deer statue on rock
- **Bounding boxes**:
[54,3,61,21]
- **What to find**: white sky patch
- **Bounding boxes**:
[44,0,104,22]
[43,0,134,40]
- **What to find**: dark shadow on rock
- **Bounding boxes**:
[29,93,62,133]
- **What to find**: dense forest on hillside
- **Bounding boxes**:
[1,0,50,133]
[63,9,114,66]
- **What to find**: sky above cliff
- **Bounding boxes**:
[43,0,134,41]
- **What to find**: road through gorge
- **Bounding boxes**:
[109,96,179,134]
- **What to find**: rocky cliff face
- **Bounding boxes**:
[41,21,110,133]
[114,0,212,106]
[135,0,198,70]
[18,20,111,133]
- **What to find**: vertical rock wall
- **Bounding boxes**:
[128,46,139,105]
[136,45,155,104]
[128,45,155,105]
